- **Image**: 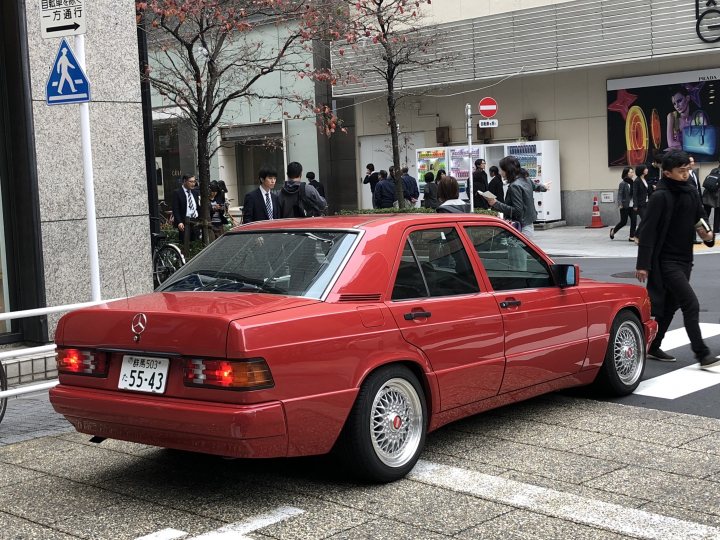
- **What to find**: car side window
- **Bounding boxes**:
[465,226,553,291]
[392,227,480,300]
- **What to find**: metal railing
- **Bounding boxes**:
[0,299,115,401]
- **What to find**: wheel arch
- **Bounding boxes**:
[353,357,438,425]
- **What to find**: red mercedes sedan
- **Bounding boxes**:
[50,214,657,482]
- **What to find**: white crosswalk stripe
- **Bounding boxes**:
[635,323,720,399]
[409,461,720,540]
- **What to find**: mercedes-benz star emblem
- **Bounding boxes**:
[131,313,148,335]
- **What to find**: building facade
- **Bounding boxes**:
[1,0,151,344]
[332,0,720,224]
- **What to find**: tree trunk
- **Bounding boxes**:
[197,131,211,246]
[387,84,405,208]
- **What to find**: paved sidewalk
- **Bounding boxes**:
[0,391,73,446]
[533,225,720,258]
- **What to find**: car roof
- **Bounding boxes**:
[229,213,504,233]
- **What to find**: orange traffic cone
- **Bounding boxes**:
[586,195,607,228]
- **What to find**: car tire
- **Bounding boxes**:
[336,364,427,483]
[595,311,646,396]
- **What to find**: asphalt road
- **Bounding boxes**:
[555,253,720,419]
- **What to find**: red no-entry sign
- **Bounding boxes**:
[478,97,498,119]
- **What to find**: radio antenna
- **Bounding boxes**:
[121,265,130,307]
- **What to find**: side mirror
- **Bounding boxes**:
[551,264,579,288]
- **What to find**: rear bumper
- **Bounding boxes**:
[50,385,288,458]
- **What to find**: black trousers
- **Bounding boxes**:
[612,207,636,237]
[702,204,720,233]
[651,259,709,358]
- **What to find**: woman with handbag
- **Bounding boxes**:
[611,167,637,241]
[485,156,536,237]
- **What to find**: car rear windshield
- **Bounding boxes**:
[158,230,358,299]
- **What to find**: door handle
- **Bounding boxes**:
[499,300,522,309]
[404,311,432,320]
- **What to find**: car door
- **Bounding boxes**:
[464,225,588,394]
[385,225,505,410]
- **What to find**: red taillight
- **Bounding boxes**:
[183,358,274,390]
[56,348,108,376]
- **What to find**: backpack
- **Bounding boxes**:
[702,168,720,193]
[299,183,327,217]
[279,183,326,218]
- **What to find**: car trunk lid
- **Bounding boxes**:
[58,292,318,356]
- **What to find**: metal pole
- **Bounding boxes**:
[74,35,101,302]
[466,104,474,212]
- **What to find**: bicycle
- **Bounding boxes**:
[151,216,185,286]
[158,200,174,228]
[0,360,7,424]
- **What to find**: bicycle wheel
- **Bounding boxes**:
[0,361,7,425]
[153,243,185,286]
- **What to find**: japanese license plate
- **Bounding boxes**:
[118,355,169,394]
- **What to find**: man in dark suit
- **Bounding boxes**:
[242,167,280,223]
[172,174,200,245]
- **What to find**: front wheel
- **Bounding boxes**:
[595,311,646,395]
[153,244,185,286]
[336,365,427,483]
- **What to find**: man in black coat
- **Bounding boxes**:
[242,167,281,223]
[306,171,325,198]
[467,159,488,209]
[171,174,200,244]
[363,163,380,208]
[635,150,717,369]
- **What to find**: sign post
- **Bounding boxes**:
[466,104,474,212]
[44,28,100,301]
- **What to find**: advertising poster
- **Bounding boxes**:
[607,69,720,166]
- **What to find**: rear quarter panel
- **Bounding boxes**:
[227,302,436,456]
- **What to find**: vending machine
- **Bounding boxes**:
[416,147,448,205]
[483,140,561,222]
[448,146,483,197]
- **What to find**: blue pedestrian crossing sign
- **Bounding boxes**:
[46,38,90,105]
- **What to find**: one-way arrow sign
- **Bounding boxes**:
[40,0,86,39]
[47,22,81,34]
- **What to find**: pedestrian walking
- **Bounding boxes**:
[610,167,637,242]
[635,149,717,369]
[633,164,650,224]
[701,159,720,233]
[647,154,662,192]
